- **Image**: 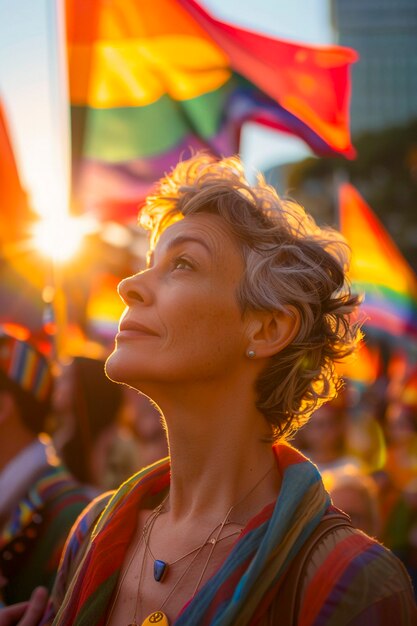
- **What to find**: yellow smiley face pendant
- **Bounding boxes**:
[140,610,169,625]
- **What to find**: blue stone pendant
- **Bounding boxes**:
[153,559,168,582]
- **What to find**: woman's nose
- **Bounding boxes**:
[117,272,152,306]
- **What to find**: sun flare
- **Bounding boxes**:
[32,215,90,262]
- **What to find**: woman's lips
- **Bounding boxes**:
[118,320,159,337]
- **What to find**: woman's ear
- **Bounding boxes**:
[248,306,300,359]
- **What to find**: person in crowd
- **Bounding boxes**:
[295,390,363,473]
[384,366,417,494]
[122,387,168,470]
[0,334,92,607]
[322,466,381,537]
[378,365,417,597]
[52,355,127,492]
[3,154,417,625]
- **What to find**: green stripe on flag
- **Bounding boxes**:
[353,281,417,312]
[71,80,233,162]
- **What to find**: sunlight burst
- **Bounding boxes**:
[32,215,90,262]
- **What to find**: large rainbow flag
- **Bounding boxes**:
[66,0,358,221]
[339,183,417,342]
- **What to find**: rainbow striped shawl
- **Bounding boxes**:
[50,444,333,625]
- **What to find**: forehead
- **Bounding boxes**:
[153,213,242,260]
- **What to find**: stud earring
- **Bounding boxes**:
[247,349,256,359]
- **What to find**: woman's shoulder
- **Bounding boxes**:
[63,491,115,560]
[42,465,170,624]
[42,490,114,623]
[299,523,417,625]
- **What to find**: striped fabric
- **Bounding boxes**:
[0,464,92,605]
[0,336,53,403]
[298,534,416,626]
[45,445,417,625]
[48,446,330,624]
[175,446,328,626]
[66,0,357,221]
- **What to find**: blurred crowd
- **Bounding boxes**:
[0,335,167,605]
[50,354,168,494]
[294,345,417,595]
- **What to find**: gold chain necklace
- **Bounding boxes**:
[137,504,237,626]
[106,506,239,626]
[143,504,242,583]
[106,464,274,626]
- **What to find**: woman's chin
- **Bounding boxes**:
[105,351,146,389]
[104,351,124,383]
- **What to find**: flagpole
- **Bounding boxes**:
[332,168,349,231]
[43,0,72,365]
[41,258,66,366]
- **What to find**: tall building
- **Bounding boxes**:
[332,0,417,135]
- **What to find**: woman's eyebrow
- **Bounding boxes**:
[164,234,212,257]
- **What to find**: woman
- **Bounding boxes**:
[4,154,416,625]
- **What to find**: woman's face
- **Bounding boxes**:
[106,213,251,390]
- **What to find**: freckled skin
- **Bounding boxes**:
[106,214,250,393]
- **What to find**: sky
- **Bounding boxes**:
[0,0,333,218]
[0,0,69,218]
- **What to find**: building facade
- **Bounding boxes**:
[332,0,417,135]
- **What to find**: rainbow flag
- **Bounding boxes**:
[67,0,357,221]
[339,183,417,341]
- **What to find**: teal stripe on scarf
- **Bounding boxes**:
[174,454,330,625]
[51,446,330,626]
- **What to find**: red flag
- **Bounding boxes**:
[0,101,35,246]
[181,0,357,158]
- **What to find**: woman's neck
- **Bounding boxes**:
[148,379,280,526]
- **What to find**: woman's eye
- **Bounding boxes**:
[172,257,193,270]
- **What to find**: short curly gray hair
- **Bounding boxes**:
[140,154,361,440]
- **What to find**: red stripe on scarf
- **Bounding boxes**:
[298,532,373,626]
[274,443,308,472]
[73,464,170,619]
